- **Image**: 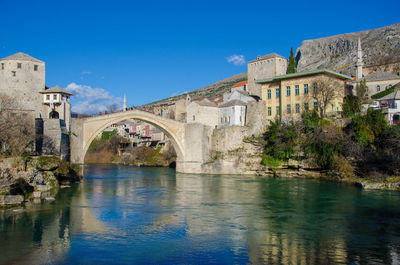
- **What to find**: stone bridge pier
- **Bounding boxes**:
[70,110,213,173]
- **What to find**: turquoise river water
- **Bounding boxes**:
[1,164,400,264]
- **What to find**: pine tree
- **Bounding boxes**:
[287,47,297,74]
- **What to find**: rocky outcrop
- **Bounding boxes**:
[296,23,400,76]
[0,156,80,207]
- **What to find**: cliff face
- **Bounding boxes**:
[296,23,400,76]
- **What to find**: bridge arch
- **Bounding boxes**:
[71,110,186,165]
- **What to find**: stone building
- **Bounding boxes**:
[0,52,45,118]
[41,86,72,131]
[247,53,288,98]
[231,80,248,92]
[0,52,72,159]
[186,98,219,128]
[256,69,351,120]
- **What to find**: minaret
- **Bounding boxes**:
[123,94,127,111]
[356,37,363,81]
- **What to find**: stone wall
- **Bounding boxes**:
[0,59,45,117]
[199,126,263,175]
[246,100,267,137]
[42,119,70,160]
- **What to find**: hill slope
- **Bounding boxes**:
[296,23,400,76]
[141,72,247,108]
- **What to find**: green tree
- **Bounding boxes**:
[263,119,297,161]
[342,95,361,117]
[356,79,367,100]
[286,47,297,74]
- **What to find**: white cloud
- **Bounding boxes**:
[227,54,245,66]
[82,71,92,75]
[65,82,121,114]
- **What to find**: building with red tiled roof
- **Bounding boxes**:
[231,80,248,92]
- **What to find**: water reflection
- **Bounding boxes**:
[1,164,400,264]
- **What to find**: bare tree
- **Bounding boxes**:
[0,93,35,156]
[311,77,343,118]
[106,103,120,114]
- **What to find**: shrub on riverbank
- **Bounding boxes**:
[262,109,400,181]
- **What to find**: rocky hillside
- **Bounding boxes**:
[141,72,247,108]
[296,23,400,76]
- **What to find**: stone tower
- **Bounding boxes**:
[123,94,127,111]
[0,52,45,118]
[247,53,288,97]
[356,38,363,81]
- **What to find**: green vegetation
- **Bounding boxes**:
[261,109,400,180]
[87,130,120,154]
[371,83,397,99]
[286,47,297,74]
[261,154,282,167]
[342,95,362,117]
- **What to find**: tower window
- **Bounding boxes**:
[46,95,50,100]
[12,71,16,77]
[53,94,57,100]
[17,63,22,69]
[1,63,4,70]
[34,65,38,71]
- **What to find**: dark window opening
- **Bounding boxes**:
[34,65,38,71]
[49,111,59,119]
[17,63,22,69]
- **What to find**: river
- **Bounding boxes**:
[1,164,400,264]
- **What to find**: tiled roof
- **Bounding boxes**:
[232,81,248,88]
[255,69,352,83]
[40,86,73,95]
[0,52,43,63]
[249,53,287,63]
[219,99,246,108]
[364,71,400,82]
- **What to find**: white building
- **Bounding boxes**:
[41,86,72,130]
[374,90,400,125]
[219,100,247,127]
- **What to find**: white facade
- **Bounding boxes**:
[41,86,72,131]
[219,105,247,127]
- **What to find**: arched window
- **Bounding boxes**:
[49,111,59,119]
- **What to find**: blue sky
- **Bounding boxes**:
[1,0,399,114]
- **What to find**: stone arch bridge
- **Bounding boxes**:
[70,109,212,173]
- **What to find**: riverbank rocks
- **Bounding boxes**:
[0,156,81,207]
[355,181,400,191]
[0,195,24,206]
